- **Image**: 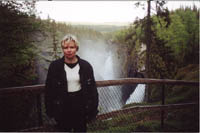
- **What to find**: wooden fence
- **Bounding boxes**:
[0,78,199,131]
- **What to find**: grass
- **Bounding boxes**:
[88,107,199,132]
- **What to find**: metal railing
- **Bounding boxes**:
[0,78,198,132]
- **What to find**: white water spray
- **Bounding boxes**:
[126,84,145,104]
[103,52,114,80]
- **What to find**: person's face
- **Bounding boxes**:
[62,41,78,60]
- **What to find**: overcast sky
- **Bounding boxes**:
[35,1,199,24]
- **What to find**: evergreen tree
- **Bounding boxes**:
[0,1,43,131]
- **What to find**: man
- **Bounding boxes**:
[45,34,98,132]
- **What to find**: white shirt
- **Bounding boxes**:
[64,63,81,92]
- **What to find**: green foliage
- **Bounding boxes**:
[0,1,42,88]
[175,64,199,81]
[155,8,199,66]
[111,6,199,77]
[0,1,44,131]
[111,6,199,103]
[149,64,199,104]
[165,64,199,104]
[147,7,199,102]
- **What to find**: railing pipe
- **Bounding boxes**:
[161,84,165,130]
[96,78,199,87]
[36,94,43,126]
[0,78,198,95]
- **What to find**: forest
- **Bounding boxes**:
[0,0,199,132]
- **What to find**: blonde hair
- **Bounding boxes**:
[61,34,79,50]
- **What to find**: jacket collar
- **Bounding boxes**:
[61,55,84,71]
[61,55,81,64]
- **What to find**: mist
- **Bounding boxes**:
[78,39,121,80]
[78,39,123,113]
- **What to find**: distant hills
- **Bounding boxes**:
[65,21,131,26]
[63,21,130,33]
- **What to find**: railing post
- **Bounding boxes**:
[161,84,165,131]
[36,94,43,126]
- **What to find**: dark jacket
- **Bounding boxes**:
[45,56,98,122]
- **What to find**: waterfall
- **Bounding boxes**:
[99,52,122,113]
[103,52,114,80]
[77,39,123,113]
[126,84,145,104]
